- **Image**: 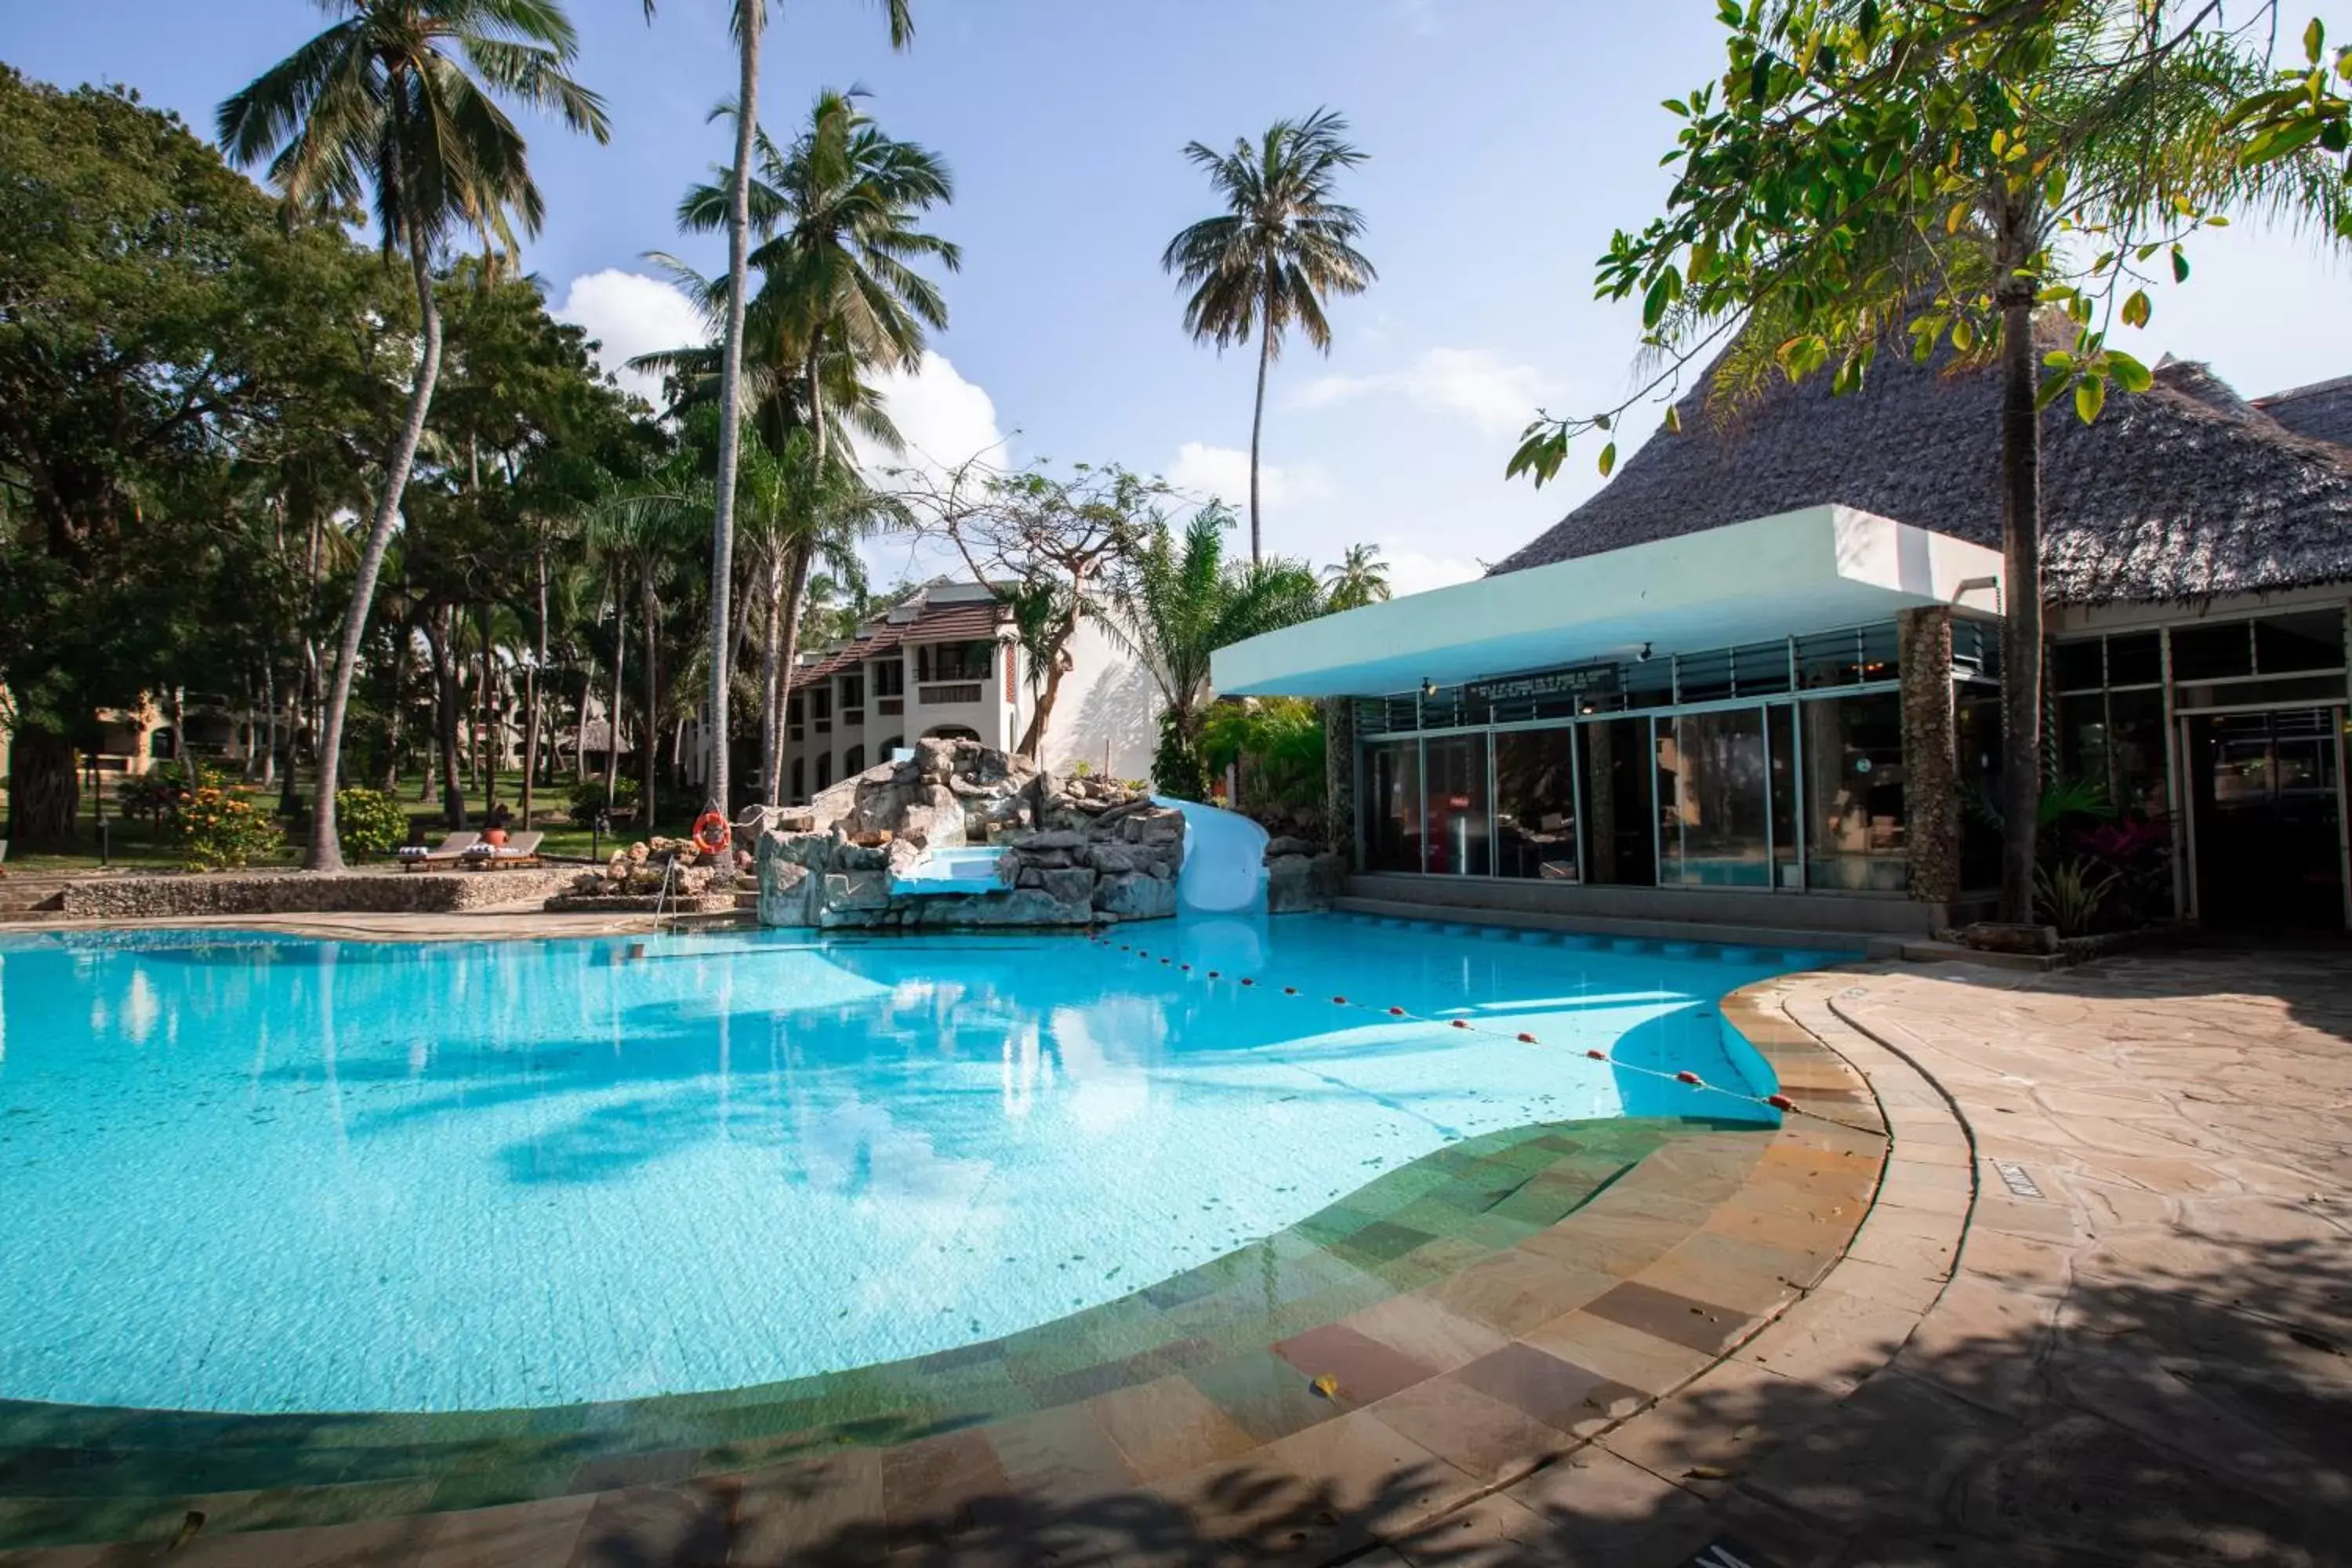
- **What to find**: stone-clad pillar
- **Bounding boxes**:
[1322,697,1359,868]
[1899,606,1960,906]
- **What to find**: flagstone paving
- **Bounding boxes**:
[5,938,2345,1565]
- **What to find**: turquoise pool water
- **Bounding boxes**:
[0,915,1813,1415]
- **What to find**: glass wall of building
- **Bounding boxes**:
[1422,735,1491,876]
[1363,740,1421,873]
[1354,619,1932,897]
[1494,728,1578,880]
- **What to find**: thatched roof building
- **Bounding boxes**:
[1492,315,2352,604]
[2256,374,2352,451]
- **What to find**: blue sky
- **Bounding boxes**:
[8,0,2350,595]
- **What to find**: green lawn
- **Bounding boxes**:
[3,770,701,876]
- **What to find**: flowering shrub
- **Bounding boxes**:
[334,787,408,860]
[117,758,226,824]
[166,786,285,869]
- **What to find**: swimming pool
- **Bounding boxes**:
[0,915,1817,1415]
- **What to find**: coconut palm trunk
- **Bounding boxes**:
[760,350,828,805]
[310,227,443,869]
[641,572,661,829]
[1247,272,1275,564]
[758,554,787,804]
[702,4,764,825]
[1994,220,2045,927]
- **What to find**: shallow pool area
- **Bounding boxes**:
[0,916,1824,1416]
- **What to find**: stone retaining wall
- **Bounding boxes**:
[58,867,578,920]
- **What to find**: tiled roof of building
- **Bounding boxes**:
[786,589,1008,691]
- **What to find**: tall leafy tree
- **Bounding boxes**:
[1321,543,1392,611]
[218,0,611,871]
[641,0,915,829]
[1103,506,1326,800]
[1506,0,2347,925]
[1163,109,1375,564]
[673,86,956,808]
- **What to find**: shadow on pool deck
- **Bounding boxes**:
[526,1226,2352,1566]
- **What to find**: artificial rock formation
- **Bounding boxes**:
[757,738,1186,930]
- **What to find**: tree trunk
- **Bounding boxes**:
[1014,607,1080,760]
[260,663,279,789]
[758,551,786,807]
[1996,284,2045,926]
[426,608,466,829]
[309,228,445,872]
[522,535,546,825]
[478,601,497,809]
[1247,272,1276,564]
[4,722,79,849]
[379,623,406,791]
[702,0,764,822]
[606,588,627,800]
[576,651,595,782]
[641,575,660,831]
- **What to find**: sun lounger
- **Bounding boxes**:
[463,830,544,869]
[397,831,479,871]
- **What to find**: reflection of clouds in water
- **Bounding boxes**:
[1051,1000,1156,1137]
[122,971,159,1045]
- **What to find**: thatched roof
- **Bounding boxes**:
[1491,316,2352,604]
[2256,374,2352,452]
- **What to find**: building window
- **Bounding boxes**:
[1801,691,1907,892]
[842,746,865,776]
[1494,728,1577,880]
[839,673,865,712]
[815,752,833,791]
[918,641,994,682]
[2052,632,2171,819]
[877,735,903,759]
[1362,740,1421,873]
[873,661,906,697]
[1422,735,1491,876]
[924,724,982,742]
[810,688,832,722]
[790,757,804,800]
[1664,707,1772,887]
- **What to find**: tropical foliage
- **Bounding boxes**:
[1504,0,2350,924]
[1163,108,1374,562]
[1103,506,1326,797]
[217,0,612,870]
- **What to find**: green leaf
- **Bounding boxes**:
[1719,0,1742,26]
[2037,371,2072,412]
[1663,404,1683,434]
[1951,318,1975,353]
[2107,351,2154,394]
[2170,245,2190,283]
[2075,377,2107,423]
[2306,16,2325,64]
[2121,289,2151,328]
[1597,441,1618,478]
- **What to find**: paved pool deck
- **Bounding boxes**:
[2,938,2347,1565]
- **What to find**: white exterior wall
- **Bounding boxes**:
[1036,617,1158,783]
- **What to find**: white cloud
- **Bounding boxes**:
[1166,441,1334,509]
[1377,542,1483,598]
[1294,347,1559,437]
[549,269,706,405]
[858,350,1007,479]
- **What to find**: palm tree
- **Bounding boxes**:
[1163,108,1375,564]
[641,1,914,830]
[673,88,956,806]
[1321,543,1392,611]
[589,463,710,830]
[220,0,609,871]
[1103,506,1327,800]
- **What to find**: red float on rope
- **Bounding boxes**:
[1450,1019,1470,1029]
[1283,986,1298,996]
[1207,971,1219,978]
[1675,1069,1703,1086]
[1333,995,1348,1005]
[1387,1006,1406,1016]
[1240,978,1255,986]
[1766,1093,1795,1112]
[1585,1049,1607,1061]
[1516,1032,1537,1044]
[1179,964,1191,971]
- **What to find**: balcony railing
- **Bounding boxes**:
[917,682,983,706]
[841,710,865,729]
[877,697,904,717]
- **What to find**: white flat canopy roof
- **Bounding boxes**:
[1214,505,2004,699]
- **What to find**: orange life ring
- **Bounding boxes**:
[691,811,731,856]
